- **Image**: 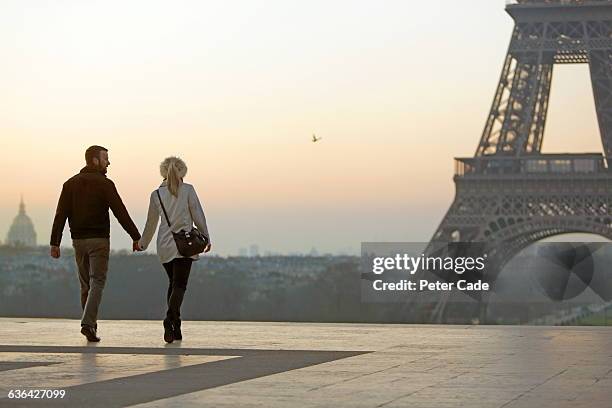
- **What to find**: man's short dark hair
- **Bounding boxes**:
[85,145,108,165]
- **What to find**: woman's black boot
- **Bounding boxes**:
[173,319,182,340]
[163,318,174,343]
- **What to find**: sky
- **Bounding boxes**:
[0,0,605,255]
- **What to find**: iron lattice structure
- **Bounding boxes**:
[427,1,612,288]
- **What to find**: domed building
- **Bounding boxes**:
[6,197,37,247]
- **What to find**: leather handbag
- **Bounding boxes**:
[156,190,208,257]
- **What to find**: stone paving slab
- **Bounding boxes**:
[0,318,610,407]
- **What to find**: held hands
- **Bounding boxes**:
[50,246,60,259]
[133,241,144,252]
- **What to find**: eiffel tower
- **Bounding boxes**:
[427,0,612,291]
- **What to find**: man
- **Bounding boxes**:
[50,145,142,342]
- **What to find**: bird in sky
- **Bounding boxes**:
[312,134,322,143]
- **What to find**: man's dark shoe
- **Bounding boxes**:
[80,325,100,342]
[163,319,174,343]
[173,319,182,341]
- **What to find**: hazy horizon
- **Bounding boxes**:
[0,0,606,255]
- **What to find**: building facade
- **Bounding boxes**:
[6,197,37,247]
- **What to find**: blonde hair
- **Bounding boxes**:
[160,156,187,197]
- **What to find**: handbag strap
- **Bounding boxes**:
[156,189,172,228]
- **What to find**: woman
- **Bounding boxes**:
[139,156,211,343]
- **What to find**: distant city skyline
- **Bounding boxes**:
[0,1,607,255]
[2,196,350,255]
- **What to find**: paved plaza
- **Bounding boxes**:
[0,318,611,407]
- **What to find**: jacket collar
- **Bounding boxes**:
[80,166,106,176]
